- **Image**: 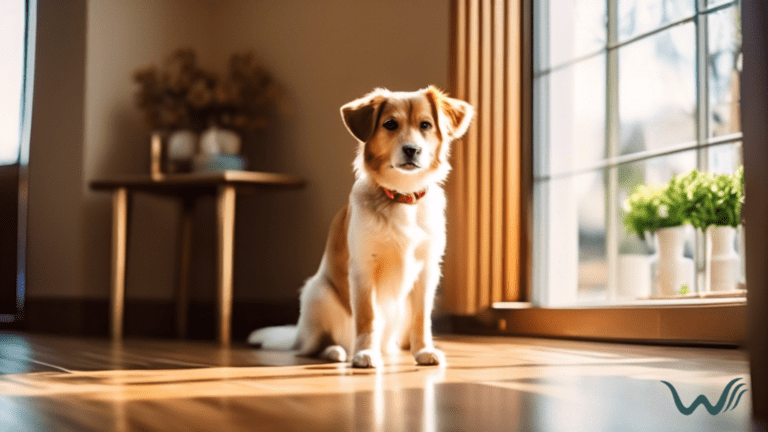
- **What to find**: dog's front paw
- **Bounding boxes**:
[320,345,347,363]
[352,350,382,368]
[414,348,445,366]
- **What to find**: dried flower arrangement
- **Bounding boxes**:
[133,49,281,134]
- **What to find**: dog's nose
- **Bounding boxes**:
[402,145,421,158]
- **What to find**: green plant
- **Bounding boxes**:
[623,184,666,239]
[623,166,745,239]
[662,169,702,226]
[689,166,744,230]
[623,170,700,239]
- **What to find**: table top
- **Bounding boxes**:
[90,171,305,195]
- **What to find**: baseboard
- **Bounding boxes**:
[19,297,299,341]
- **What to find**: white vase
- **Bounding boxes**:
[167,130,197,160]
[706,225,741,292]
[655,226,695,297]
[739,225,746,286]
[618,254,656,300]
[200,126,241,156]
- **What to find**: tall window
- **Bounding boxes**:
[0,0,33,322]
[533,0,742,306]
[0,0,27,165]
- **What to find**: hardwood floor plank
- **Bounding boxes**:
[0,332,750,431]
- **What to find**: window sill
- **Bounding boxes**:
[491,302,745,346]
[496,293,745,309]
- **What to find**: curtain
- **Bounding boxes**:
[442,0,524,315]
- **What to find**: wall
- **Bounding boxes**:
[82,0,215,300]
[27,0,87,299]
[28,0,449,307]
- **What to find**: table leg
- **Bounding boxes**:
[110,188,130,340]
[216,185,236,345]
[175,198,195,339]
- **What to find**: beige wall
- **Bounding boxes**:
[27,0,87,299]
[82,0,216,300]
[28,0,449,303]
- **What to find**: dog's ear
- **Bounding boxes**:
[425,86,474,139]
[340,88,390,143]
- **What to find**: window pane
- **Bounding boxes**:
[617,151,698,298]
[618,0,694,42]
[536,0,606,71]
[577,171,608,303]
[704,0,734,10]
[534,55,606,178]
[533,170,607,306]
[708,142,742,174]
[708,6,741,137]
[619,22,696,156]
[0,0,25,165]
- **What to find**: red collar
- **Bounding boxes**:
[382,187,427,204]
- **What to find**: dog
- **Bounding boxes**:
[248,86,473,368]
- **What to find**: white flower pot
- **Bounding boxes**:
[618,254,655,300]
[739,225,746,286]
[200,126,241,156]
[706,225,741,292]
[167,129,197,160]
[655,226,695,297]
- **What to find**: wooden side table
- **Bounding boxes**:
[91,171,305,345]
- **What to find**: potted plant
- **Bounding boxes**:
[623,171,698,297]
[689,166,744,292]
[620,184,665,300]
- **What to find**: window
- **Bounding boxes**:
[0,0,33,323]
[0,0,27,165]
[533,0,742,307]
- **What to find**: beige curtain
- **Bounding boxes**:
[442,0,523,315]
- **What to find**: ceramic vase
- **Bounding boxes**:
[655,226,695,297]
[706,225,741,292]
[618,254,656,300]
[200,126,241,156]
[166,129,198,173]
[195,126,245,172]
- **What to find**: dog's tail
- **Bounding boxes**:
[247,325,298,350]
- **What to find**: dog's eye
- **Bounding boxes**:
[420,121,432,130]
[383,119,398,131]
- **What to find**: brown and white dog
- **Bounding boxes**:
[248,87,473,368]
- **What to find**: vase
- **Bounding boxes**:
[706,225,741,292]
[200,125,241,156]
[618,254,655,300]
[166,129,198,173]
[655,226,695,297]
[195,126,245,172]
[739,225,746,287]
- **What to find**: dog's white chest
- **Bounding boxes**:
[350,205,428,296]
[383,204,430,250]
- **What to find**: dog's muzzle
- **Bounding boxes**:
[399,145,422,170]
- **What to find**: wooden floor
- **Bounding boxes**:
[0,332,750,431]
